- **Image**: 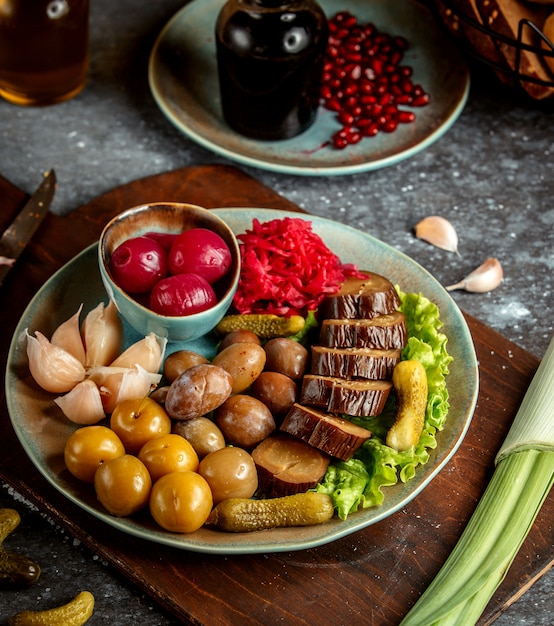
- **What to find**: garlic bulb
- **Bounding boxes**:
[110,333,167,373]
[54,379,105,425]
[51,305,86,364]
[414,215,459,254]
[26,330,86,393]
[89,364,162,414]
[446,257,504,293]
[82,300,124,368]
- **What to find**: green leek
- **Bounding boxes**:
[400,334,554,626]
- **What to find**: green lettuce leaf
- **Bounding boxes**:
[315,289,453,519]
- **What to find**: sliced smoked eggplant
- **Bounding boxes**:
[280,403,372,461]
[319,311,408,350]
[320,272,401,320]
[300,374,392,416]
[251,432,330,497]
[310,345,401,380]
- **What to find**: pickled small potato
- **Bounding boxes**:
[163,349,209,383]
[250,371,298,421]
[172,417,225,458]
[212,342,266,394]
[214,394,275,449]
[264,338,308,379]
[165,363,233,421]
[198,447,258,504]
[217,329,261,352]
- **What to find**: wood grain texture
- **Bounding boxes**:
[0,165,552,625]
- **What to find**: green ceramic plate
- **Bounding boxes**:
[6,209,478,554]
[148,0,470,175]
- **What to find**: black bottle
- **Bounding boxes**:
[215,0,328,140]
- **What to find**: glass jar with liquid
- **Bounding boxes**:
[0,0,89,106]
[215,0,328,140]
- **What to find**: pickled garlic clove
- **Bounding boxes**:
[54,379,105,425]
[81,300,124,368]
[110,333,167,373]
[51,304,86,364]
[446,257,504,293]
[89,364,162,414]
[414,215,459,254]
[26,330,86,393]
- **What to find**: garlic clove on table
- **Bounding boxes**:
[446,257,503,293]
[414,215,459,254]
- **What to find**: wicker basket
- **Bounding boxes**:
[433,0,554,100]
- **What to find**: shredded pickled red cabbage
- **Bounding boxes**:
[233,217,363,316]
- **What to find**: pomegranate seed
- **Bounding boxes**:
[411,93,430,106]
[398,110,416,123]
[343,82,358,96]
[343,95,358,109]
[390,51,402,66]
[349,64,362,80]
[382,119,398,133]
[321,86,333,100]
[320,11,429,149]
[395,94,412,105]
[338,111,355,125]
[361,123,380,137]
[346,131,362,144]
[372,58,384,74]
[325,98,342,112]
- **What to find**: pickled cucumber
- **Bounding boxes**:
[8,590,94,626]
[216,314,305,339]
[386,359,428,451]
[206,492,334,532]
[0,508,40,589]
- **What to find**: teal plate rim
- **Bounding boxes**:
[148,0,471,176]
[6,209,479,554]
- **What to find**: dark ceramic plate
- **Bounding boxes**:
[148,0,470,175]
[6,209,478,554]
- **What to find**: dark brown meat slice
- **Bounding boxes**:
[251,432,330,498]
[300,375,392,416]
[310,345,401,380]
[280,403,372,461]
[319,311,407,350]
[320,271,401,320]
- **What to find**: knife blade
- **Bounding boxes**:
[0,169,57,287]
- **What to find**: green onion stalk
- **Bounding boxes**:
[400,334,554,626]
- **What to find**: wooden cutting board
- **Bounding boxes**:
[0,165,552,625]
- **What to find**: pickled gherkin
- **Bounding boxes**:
[216,314,305,338]
[206,492,334,532]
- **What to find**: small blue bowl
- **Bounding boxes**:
[98,202,240,343]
